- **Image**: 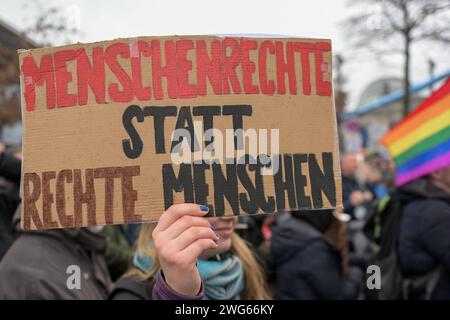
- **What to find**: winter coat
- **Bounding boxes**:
[0,228,112,299]
[342,175,361,217]
[0,152,21,260]
[109,269,204,300]
[398,178,450,300]
[271,213,362,299]
[102,225,132,281]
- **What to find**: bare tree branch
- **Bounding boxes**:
[21,0,81,47]
[341,0,450,117]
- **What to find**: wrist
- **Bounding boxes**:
[153,269,204,300]
[162,264,202,296]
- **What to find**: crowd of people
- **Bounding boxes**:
[0,140,449,300]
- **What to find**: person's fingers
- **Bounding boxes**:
[154,204,209,234]
[171,226,218,251]
[164,215,212,240]
[178,238,218,264]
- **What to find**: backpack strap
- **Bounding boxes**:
[424,266,443,300]
[373,196,391,240]
[402,266,444,300]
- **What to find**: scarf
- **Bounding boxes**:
[133,251,245,300]
[197,255,245,300]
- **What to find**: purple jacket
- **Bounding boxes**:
[109,269,204,300]
[153,269,204,300]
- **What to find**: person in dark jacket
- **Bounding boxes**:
[0,149,22,260]
[0,227,112,299]
[398,165,450,300]
[102,225,132,281]
[341,153,373,219]
[271,210,362,299]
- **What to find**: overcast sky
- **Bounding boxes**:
[1,0,449,110]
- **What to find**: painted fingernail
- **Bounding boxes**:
[211,226,219,237]
[199,205,209,212]
[211,225,220,241]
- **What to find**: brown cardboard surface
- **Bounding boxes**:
[19,35,342,230]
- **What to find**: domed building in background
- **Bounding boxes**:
[357,77,403,107]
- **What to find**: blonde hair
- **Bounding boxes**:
[127,223,271,300]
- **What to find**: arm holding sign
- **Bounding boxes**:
[111,203,270,300]
[151,204,218,298]
[111,204,216,300]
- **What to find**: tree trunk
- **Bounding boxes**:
[402,0,411,118]
[403,35,411,117]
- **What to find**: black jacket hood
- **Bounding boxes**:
[398,177,450,205]
[271,213,336,265]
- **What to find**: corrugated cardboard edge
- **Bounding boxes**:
[16,34,332,55]
[17,49,25,230]
[329,43,344,210]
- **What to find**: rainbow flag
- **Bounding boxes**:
[381,77,450,187]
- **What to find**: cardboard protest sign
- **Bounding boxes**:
[19,35,342,230]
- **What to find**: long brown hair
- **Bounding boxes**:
[127,223,271,299]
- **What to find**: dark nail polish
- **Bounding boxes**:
[200,205,209,212]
